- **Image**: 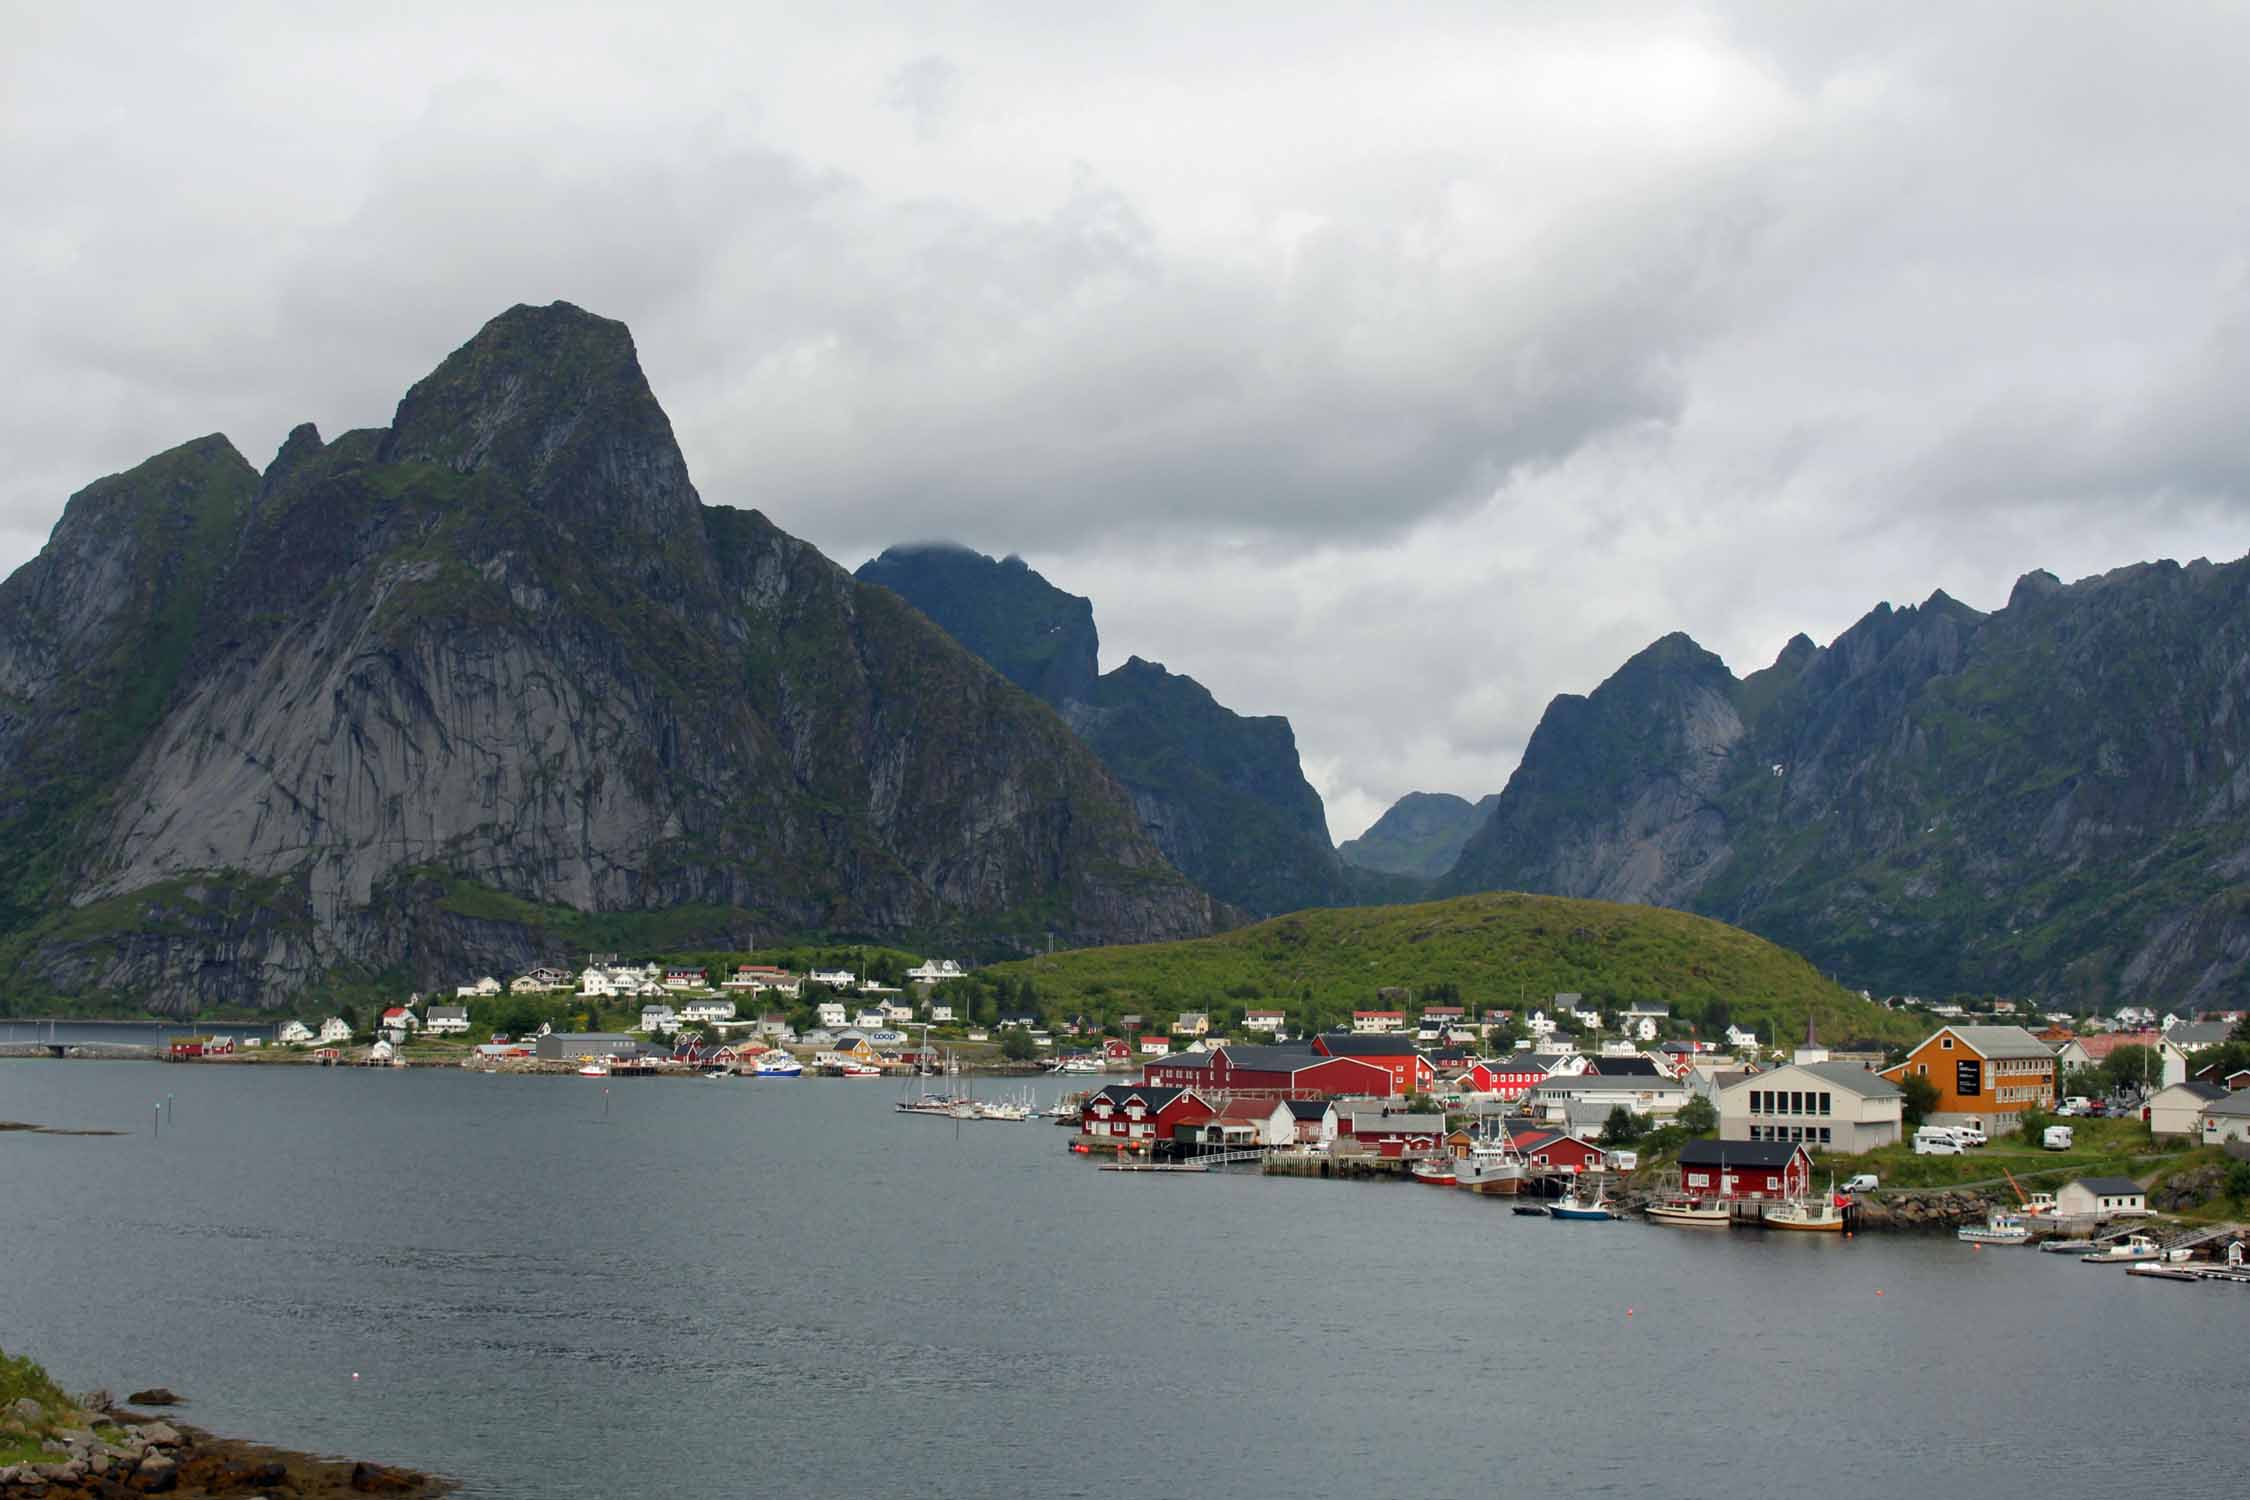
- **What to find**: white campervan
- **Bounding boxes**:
[1912,1128,1965,1155]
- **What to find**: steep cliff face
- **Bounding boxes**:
[853,545,1360,916]
[0,303,1218,1015]
[1442,559,2250,1007]
[1338,792,1498,880]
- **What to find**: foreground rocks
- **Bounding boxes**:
[0,1395,447,1499]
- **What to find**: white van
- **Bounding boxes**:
[2042,1125,2075,1151]
[1913,1129,1964,1155]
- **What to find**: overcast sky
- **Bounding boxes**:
[7,3,2248,841]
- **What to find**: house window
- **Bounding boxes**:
[1819,1127,1831,1144]
[1942,1037,1953,1050]
[1819,1092,1832,1117]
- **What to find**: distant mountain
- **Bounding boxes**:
[856,544,1373,916]
[1438,559,2250,1007]
[0,303,1220,1017]
[1338,792,1499,880]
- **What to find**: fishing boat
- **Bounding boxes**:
[1645,1195,1731,1227]
[751,1052,804,1077]
[1549,1181,1616,1220]
[1454,1137,1529,1194]
[2082,1234,2164,1264]
[1410,1157,1459,1187]
[839,1061,883,1079]
[576,1059,610,1077]
[1764,1189,1850,1233]
[1958,1210,2034,1245]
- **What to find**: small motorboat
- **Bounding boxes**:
[2081,1234,2164,1264]
[1411,1158,1459,1187]
[1959,1210,2033,1245]
[1645,1196,1731,1227]
[576,1060,610,1077]
[1511,1203,1550,1217]
[839,1062,883,1079]
[1764,1195,1849,1232]
[1549,1186,1616,1221]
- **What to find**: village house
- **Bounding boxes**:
[275,1019,314,1045]
[1720,1062,1904,1152]
[1678,1139,1814,1201]
[1193,1098,1296,1148]
[1311,1032,1435,1095]
[1351,1009,1406,1033]
[453,976,502,998]
[855,1008,891,1030]
[317,1017,353,1045]
[511,966,571,994]
[1725,1024,1759,1049]
[878,1000,916,1026]
[423,1004,471,1036]
[1078,1084,1215,1144]
[1528,1069,1688,1123]
[2145,1081,2227,1137]
[1173,1011,1211,1036]
[2164,1019,2235,1054]
[533,1032,641,1063]
[1502,1122,1608,1176]
[379,1006,418,1043]
[639,1005,679,1034]
[1527,1010,1556,1039]
[2198,1092,2250,1144]
[815,1001,848,1029]
[927,1003,955,1024]
[1286,1099,1339,1146]
[753,1013,793,1039]
[1137,1036,1171,1056]
[1243,1008,1286,1034]
[809,968,857,989]
[1338,1104,1444,1158]
[663,967,708,991]
[1142,1041,1398,1099]
[907,958,966,984]
[1880,1025,2057,1128]
[682,997,736,1024]
[2057,1177,2149,1217]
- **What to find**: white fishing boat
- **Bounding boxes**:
[1645,1195,1731,1226]
[1958,1210,2033,1245]
[1549,1181,1616,1220]
[576,1059,610,1077]
[1764,1190,1850,1233]
[752,1052,804,1077]
[840,1061,883,1079]
[2081,1234,2164,1264]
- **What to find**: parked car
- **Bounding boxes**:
[1842,1173,1880,1192]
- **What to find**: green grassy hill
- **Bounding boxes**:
[985,890,1919,1047]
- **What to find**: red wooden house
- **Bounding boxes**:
[1102,1038,1133,1065]
[1079,1085,1215,1144]
[1340,1104,1445,1158]
[1310,1033,1435,1096]
[1142,1043,1396,1098]
[1503,1123,1606,1175]
[1678,1140,1814,1201]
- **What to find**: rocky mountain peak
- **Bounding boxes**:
[2006,568,2065,609]
[377,301,698,541]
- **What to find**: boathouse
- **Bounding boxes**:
[1142,1042,1397,1098]
[1080,1085,1215,1143]
[1677,1139,1814,1201]
[1338,1104,1444,1158]
[1310,1033,1434,1095]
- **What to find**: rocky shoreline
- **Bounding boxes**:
[0,1391,448,1499]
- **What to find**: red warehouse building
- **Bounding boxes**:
[1310,1033,1436,1096]
[1678,1140,1814,1201]
[1079,1085,1215,1144]
[1143,1042,1398,1098]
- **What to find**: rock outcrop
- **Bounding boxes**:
[0,304,1220,1016]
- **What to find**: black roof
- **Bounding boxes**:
[1587,1056,1661,1076]
[1284,1099,1334,1120]
[1088,1084,1195,1108]
[2074,1176,2144,1196]
[1680,1139,1806,1169]
[1317,1032,1417,1056]
[1216,1042,1327,1073]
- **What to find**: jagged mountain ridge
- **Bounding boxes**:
[0,303,1220,1016]
[1439,558,2250,1006]
[854,543,1382,916]
[1336,791,1499,880]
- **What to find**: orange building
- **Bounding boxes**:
[1883,1025,2057,1122]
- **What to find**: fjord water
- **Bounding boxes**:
[2,1063,2239,1499]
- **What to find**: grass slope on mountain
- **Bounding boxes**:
[986,891,1916,1045]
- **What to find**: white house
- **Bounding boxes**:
[1632,1017,1659,1042]
[454,976,502,998]
[639,1005,680,1034]
[1138,1036,1170,1056]
[1527,1010,1556,1039]
[2115,1005,2157,1029]
[379,1006,418,1042]
[854,1008,890,1030]
[277,1020,314,1045]
[810,968,858,989]
[2056,1177,2149,1217]
[927,1003,955,1024]
[1244,1009,1286,1034]
[1718,1062,1904,1153]
[907,959,966,983]
[368,1038,396,1063]
[682,997,736,1023]
[579,967,627,998]
[511,966,571,993]
[815,1001,848,1029]
[753,1013,794,1039]
[1286,1099,1340,1147]
[1726,1024,1759,1049]
[424,1004,472,1035]
[2199,1092,2250,1145]
[317,1017,353,1044]
[878,1000,916,1026]
[2147,1081,2227,1137]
